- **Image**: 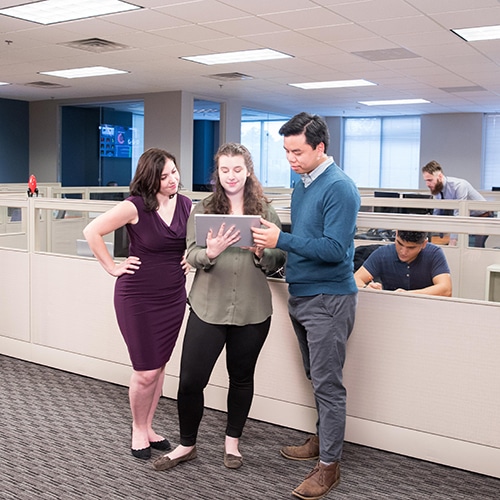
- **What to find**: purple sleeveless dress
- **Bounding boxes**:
[114,194,192,371]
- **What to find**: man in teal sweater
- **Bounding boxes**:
[252,112,360,500]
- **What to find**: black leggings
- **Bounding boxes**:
[177,311,271,446]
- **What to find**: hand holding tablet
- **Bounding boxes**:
[195,214,261,248]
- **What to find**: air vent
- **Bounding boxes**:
[439,85,486,93]
[352,48,420,61]
[25,81,69,89]
[205,72,254,81]
[61,38,130,53]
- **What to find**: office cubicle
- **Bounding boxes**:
[1,193,500,480]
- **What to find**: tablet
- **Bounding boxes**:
[194,214,261,247]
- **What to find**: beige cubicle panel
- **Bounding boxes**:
[0,249,30,342]
[485,264,500,301]
[345,290,500,479]
[0,194,500,479]
[162,272,500,479]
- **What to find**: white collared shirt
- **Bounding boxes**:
[301,156,333,187]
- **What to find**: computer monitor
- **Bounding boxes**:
[373,191,400,213]
[400,193,433,215]
[113,226,130,258]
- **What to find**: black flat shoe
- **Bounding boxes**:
[131,446,151,460]
[150,438,171,451]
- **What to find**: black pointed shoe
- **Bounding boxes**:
[131,446,151,459]
[150,438,171,451]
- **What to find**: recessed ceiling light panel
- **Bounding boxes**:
[289,79,376,90]
[39,66,129,79]
[451,24,500,42]
[0,0,141,25]
[181,48,292,65]
[359,98,430,106]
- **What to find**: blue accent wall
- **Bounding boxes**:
[61,106,100,187]
[193,120,219,191]
[61,106,132,187]
[0,98,29,182]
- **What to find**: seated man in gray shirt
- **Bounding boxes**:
[354,230,452,297]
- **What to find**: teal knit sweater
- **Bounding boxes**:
[277,162,360,297]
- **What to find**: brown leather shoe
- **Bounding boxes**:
[152,446,197,471]
[281,435,319,461]
[292,461,340,500]
[224,451,243,469]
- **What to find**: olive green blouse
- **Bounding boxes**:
[186,196,286,326]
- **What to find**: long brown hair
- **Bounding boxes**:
[129,148,177,211]
[204,143,268,215]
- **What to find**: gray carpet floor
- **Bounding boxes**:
[0,354,498,499]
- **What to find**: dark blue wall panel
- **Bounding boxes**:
[0,98,29,183]
[193,120,219,191]
[61,106,133,187]
[61,106,100,187]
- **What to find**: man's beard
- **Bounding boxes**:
[430,178,444,195]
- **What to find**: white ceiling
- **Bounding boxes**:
[2,0,500,117]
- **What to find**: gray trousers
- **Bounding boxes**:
[288,293,357,463]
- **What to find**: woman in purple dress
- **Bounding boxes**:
[84,148,192,460]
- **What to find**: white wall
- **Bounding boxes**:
[29,97,487,192]
[143,91,194,190]
[221,100,243,144]
[29,100,60,182]
[420,113,484,188]
[325,116,342,165]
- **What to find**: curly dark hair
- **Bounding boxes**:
[203,143,269,216]
[397,230,428,244]
[129,148,177,211]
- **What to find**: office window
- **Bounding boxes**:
[343,116,421,188]
[241,109,291,187]
[483,113,500,190]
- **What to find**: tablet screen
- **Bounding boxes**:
[194,214,261,247]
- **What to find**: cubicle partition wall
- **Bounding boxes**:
[0,194,500,479]
[356,196,500,301]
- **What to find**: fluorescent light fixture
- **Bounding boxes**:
[289,79,376,90]
[39,66,129,79]
[0,82,10,86]
[0,0,140,25]
[451,25,500,42]
[359,98,430,106]
[181,49,292,65]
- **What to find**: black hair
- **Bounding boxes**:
[279,112,330,153]
[397,230,428,244]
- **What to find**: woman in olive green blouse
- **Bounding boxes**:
[153,143,286,472]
